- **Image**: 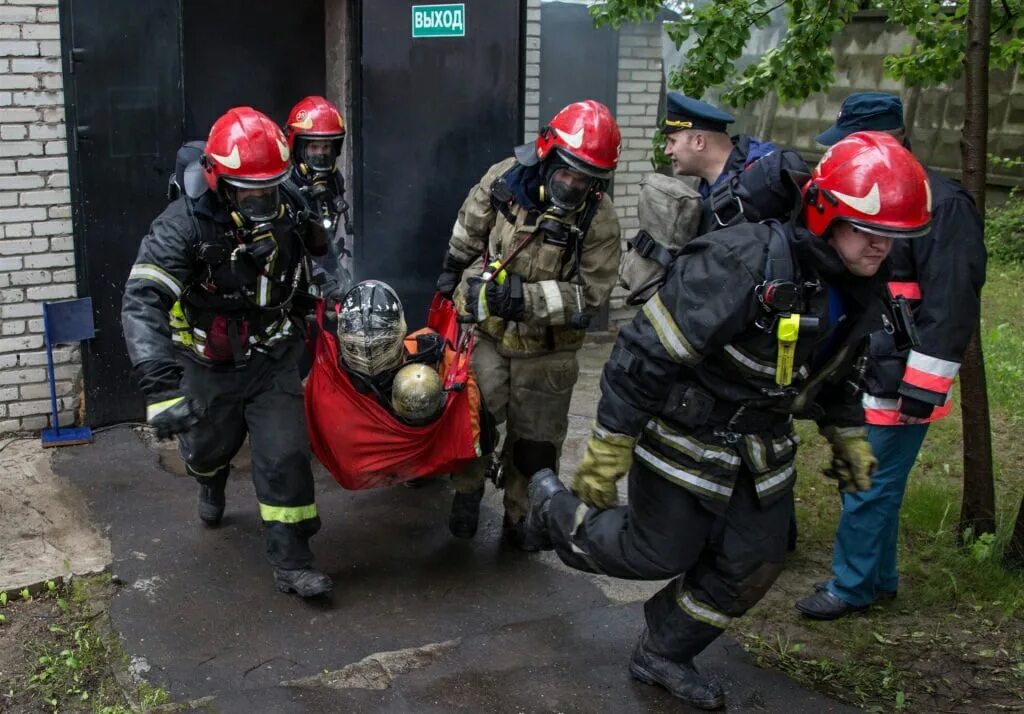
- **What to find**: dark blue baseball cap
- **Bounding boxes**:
[816,92,904,146]
[661,92,735,134]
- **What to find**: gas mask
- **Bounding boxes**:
[534,160,594,246]
[297,137,343,174]
[226,183,283,224]
[543,164,596,212]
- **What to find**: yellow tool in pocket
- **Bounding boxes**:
[775,314,800,386]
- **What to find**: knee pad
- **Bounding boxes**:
[512,439,558,479]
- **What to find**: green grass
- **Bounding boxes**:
[740,262,1024,712]
[0,574,172,713]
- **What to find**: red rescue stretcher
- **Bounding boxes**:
[305,294,484,490]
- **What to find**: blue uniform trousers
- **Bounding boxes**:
[828,423,930,606]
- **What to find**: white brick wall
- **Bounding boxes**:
[0,0,78,433]
[609,21,663,323]
[523,0,541,141]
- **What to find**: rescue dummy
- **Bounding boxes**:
[305,281,487,490]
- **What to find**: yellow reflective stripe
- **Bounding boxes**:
[755,463,796,497]
[186,463,228,478]
[677,589,732,628]
[146,396,184,420]
[129,263,183,297]
[725,343,775,376]
[258,502,318,524]
[477,285,490,320]
[642,293,699,365]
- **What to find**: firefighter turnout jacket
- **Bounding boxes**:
[862,169,986,424]
[122,191,320,400]
[448,158,622,356]
[597,220,893,511]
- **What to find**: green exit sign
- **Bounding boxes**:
[411,3,466,38]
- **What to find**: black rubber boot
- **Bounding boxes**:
[629,631,725,710]
[524,468,566,551]
[448,486,484,539]
[197,469,228,527]
[273,567,333,597]
[502,514,540,552]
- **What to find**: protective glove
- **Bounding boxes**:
[820,425,877,493]
[459,271,525,323]
[147,394,200,440]
[436,252,472,299]
[571,426,637,509]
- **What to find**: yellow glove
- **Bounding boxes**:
[821,426,877,493]
[572,426,637,509]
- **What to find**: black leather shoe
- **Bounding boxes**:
[629,632,724,710]
[274,568,333,597]
[449,487,484,539]
[524,468,566,551]
[796,588,867,620]
[814,580,897,602]
[197,473,227,526]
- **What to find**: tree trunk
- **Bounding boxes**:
[1007,494,1024,570]
[958,0,997,540]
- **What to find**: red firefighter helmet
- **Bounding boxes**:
[802,131,931,239]
[520,100,621,180]
[284,96,346,152]
[202,106,290,193]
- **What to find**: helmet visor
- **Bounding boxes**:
[847,218,931,240]
[546,166,595,210]
[299,137,342,172]
[228,184,281,223]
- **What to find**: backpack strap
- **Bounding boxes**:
[628,229,675,268]
[707,174,746,228]
[763,219,797,284]
[489,175,518,225]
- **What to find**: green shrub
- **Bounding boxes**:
[986,188,1024,264]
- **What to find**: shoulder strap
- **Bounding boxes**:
[489,175,518,225]
[184,196,217,251]
[763,219,796,284]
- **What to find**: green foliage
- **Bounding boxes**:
[591,0,1024,106]
[985,188,1024,264]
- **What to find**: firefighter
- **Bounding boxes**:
[524,132,932,709]
[282,95,354,303]
[795,93,987,619]
[121,106,332,598]
[660,92,777,200]
[436,100,622,549]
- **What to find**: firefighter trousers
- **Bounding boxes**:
[177,340,321,570]
[547,460,791,662]
[452,335,580,523]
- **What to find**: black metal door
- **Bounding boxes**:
[61,0,183,425]
[540,2,619,331]
[182,0,326,136]
[356,0,523,324]
[539,2,618,128]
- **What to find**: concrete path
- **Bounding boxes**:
[34,341,856,712]
[0,437,109,594]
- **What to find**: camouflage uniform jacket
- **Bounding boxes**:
[448,158,622,356]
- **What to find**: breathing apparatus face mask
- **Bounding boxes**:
[544,165,596,212]
[227,183,282,224]
[299,137,342,173]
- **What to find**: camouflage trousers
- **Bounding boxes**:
[451,335,580,523]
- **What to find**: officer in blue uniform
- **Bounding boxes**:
[660,92,777,199]
[796,92,986,619]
